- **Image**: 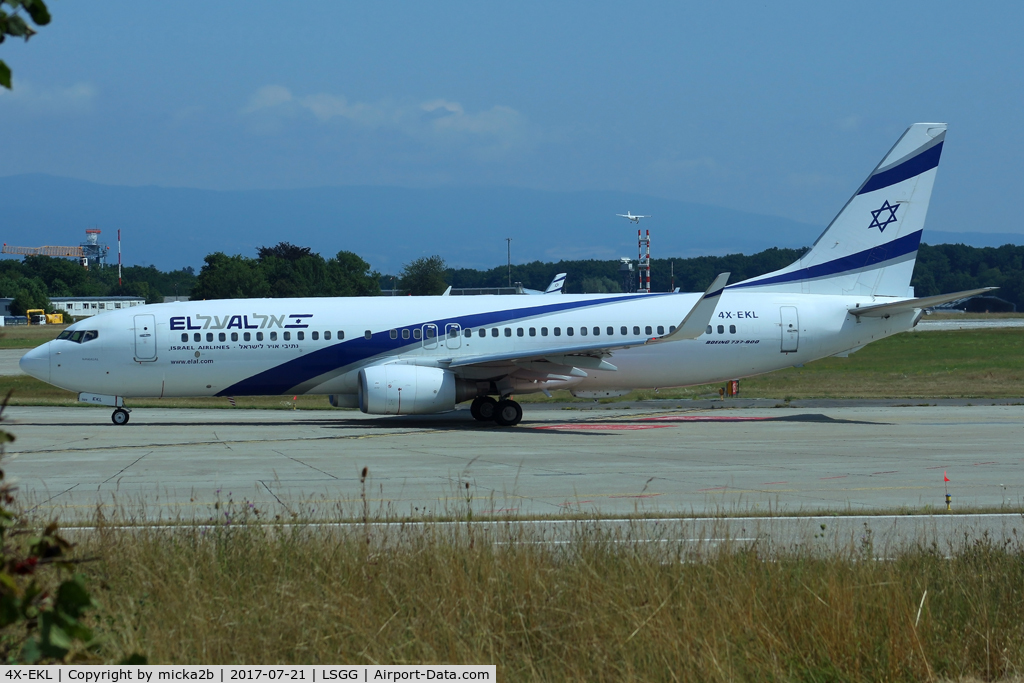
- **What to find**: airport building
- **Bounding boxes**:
[50,296,147,317]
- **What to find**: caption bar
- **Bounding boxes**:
[1,666,495,682]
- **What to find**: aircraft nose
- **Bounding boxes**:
[19,344,50,384]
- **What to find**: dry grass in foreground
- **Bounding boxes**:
[71,521,1024,680]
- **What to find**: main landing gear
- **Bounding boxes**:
[111,407,131,425]
[470,396,523,426]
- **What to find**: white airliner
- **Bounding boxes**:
[21,123,992,427]
[617,211,650,223]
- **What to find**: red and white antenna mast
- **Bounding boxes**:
[638,229,651,292]
[117,229,122,286]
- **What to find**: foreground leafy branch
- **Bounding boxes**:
[0,0,51,89]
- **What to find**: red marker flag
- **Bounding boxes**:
[944,471,950,482]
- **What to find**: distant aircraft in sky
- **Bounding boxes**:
[616,211,650,223]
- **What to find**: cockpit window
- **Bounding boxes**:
[63,330,98,344]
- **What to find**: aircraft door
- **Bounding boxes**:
[445,323,461,349]
[422,324,438,349]
[780,306,799,353]
[134,314,158,361]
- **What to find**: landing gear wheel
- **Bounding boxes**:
[471,396,498,422]
[494,399,523,427]
[111,408,130,426]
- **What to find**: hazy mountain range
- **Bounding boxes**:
[2,174,1020,274]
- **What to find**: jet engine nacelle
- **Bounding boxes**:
[358,365,476,415]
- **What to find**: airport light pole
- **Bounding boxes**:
[506,238,512,287]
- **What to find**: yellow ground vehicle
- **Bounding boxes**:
[25,309,62,325]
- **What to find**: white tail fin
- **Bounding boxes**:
[732,123,946,297]
[545,273,567,294]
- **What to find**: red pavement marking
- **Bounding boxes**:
[641,415,773,422]
[609,494,663,499]
[820,475,847,480]
[534,424,672,431]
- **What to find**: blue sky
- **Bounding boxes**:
[1,0,1022,241]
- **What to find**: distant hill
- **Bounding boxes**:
[1,174,1020,273]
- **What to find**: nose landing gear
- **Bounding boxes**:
[470,396,522,426]
[111,407,131,425]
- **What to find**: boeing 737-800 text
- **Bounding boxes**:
[20,123,991,426]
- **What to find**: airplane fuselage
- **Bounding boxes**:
[27,290,913,402]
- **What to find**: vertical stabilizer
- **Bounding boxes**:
[732,123,946,296]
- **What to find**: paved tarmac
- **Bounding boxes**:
[3,404,1022,531]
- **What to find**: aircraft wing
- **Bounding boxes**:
[442,273,729,372]
[849,287,998,318]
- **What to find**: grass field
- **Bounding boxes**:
[0,323,67,348]
[2,327,1022,407]
[45,520,1022,679]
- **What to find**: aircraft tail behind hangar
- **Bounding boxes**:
[732,123,946,297]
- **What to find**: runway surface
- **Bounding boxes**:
[4,404,1022,528]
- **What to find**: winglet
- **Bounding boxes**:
[653,272,730,342]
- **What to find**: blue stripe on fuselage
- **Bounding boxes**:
[216,292,672,396]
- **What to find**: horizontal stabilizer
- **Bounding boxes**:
[655,273,730,342]
[849,287,998,318]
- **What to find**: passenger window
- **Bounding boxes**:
[413,329,421,339]
[645,326,652,335]
[478,329,486,338]
[390,329,398,339]
[580,327,587,336]
[633,326,640,335]
[541,327,549,336]
[706,326,712,335]
[491,328,499,337]
[729,325,736,334]
[517,328,524,337]
[181,333,188,342]
[464,329,472,338]
[312,331,319,341]
[231,332,238,342]
[244,332,251,341]
[270,331,278,341]
[670,326,676,333]
[325,331,332,340]
[338,331,344,339]
[504,328,511,337]
[621,326,628,335]
[717,325,724,334]
[283,332,291,341]
[207,333,214,342]
[554,327,561,336]
[194,333,201,342]
[364,330,372,340]
[425,327,436,339]
[402,329,410,339]
[297,331,304,341]
[657,325,665,335]
[594,327,601,336]
[257,332,264,341]
[529,328,536,336]
[567,327,574,336]
[219,332,226,342]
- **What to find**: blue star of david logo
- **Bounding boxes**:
[868,200,899,233]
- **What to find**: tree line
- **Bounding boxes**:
[2,241,1021,315]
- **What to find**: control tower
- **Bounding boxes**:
[81,229,108,269]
